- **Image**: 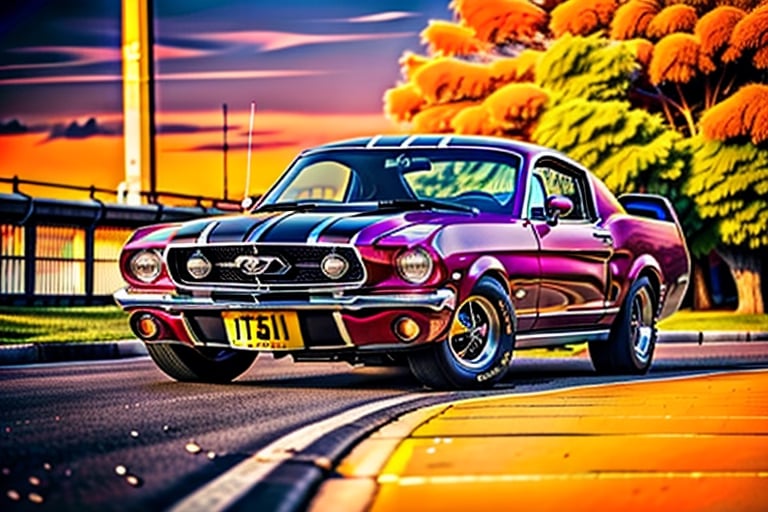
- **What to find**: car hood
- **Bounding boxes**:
[135,208,473,248]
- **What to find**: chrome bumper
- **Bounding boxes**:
[113,287,456,313]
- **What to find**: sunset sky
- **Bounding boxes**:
[0,0,451,201]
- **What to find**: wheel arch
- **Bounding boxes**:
[627,255,663,315]
[460,256,511,301]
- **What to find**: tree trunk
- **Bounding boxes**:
[716,247,765,314]
[692,258,712,311]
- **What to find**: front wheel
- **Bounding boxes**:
[408,277,515,390]
[589,276,657,375]
[146,343,257,383]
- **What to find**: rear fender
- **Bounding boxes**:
[624,256,663,312]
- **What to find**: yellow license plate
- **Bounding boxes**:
[222,311,304,350]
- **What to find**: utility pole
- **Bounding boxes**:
[121,0,157,205]
[222,103,229,200]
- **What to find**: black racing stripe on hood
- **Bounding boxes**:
[318,214,392,242]
[207,215,273,244]
[258,212,341,243]
[170,219,215,244]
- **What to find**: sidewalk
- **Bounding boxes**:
[313,369,768,512]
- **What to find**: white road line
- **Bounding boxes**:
[170,393,431,512]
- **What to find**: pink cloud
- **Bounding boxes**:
[151,44,214,60]
[158,69,326,81]
[333,11,419,23]
[0,69,324,86]
[200,30,413,53]
[0,46,120,71]
[0,44,212,72]
[0,74,122,85]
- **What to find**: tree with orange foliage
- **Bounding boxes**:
[550,0,618,38]
[382,0,768,312]
[420,20,488,56]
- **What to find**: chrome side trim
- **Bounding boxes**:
[536,307,619,318]
[516,329,610,348]
[114,288,456,313]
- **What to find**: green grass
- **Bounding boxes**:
[1,306,766,345]
[0,306,132,343]
[658,309,768,332]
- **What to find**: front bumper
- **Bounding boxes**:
[113,287,456,312]
[114,287,456,349]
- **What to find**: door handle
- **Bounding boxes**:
[593,231,613,245]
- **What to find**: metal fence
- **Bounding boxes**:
[0,178,240,305]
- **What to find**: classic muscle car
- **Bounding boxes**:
[114,135,690,389]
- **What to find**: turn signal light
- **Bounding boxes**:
[394,317,420,343]
[134,313,161,341]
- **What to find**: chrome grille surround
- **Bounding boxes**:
[164,243,366,292]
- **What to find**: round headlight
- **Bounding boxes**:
[396,248,433,284]
[321,253,348,280]
[129,250,162,283]
[186,252,212,279]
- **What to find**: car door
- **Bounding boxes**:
[525,158,614,330]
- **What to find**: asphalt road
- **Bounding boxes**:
[2,342,767,512]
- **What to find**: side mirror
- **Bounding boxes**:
[545,195,573,225]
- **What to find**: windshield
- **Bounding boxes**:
[260,148,522,214]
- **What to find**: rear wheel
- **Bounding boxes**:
[408,277,514,390]
[146,343,257,383]
[589,276,657,375]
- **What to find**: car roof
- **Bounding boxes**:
[302,134,588,172]
[304,134,538,156]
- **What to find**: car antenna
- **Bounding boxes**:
[241,100,256,210]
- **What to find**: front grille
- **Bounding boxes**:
[166,244,365,290]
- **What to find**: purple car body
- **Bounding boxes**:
[114,135,690,389]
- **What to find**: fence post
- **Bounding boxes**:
[85,226,95,305]
[23,223,36,303]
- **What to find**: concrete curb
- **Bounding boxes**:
[0,339,147,366]
[1,332,767,366]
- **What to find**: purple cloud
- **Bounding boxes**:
[46,118,119,140]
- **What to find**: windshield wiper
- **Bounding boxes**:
[254,201,328,213]
[376,199,477,215]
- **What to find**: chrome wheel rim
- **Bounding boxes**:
[448,295,499,370]
[630,287,654,364]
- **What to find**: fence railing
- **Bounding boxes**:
[0,175,243,210]
[0,180,241,306]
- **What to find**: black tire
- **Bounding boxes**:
[407,277,515,390]
[146,343,257,383]
[589,276,657,375]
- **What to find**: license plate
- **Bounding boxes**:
[222,311,303,350]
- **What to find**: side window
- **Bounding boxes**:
[533,164,589,221]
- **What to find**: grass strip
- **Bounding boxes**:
[658,309,768,332]
[0,307,766,345]
[0,306,132,343]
